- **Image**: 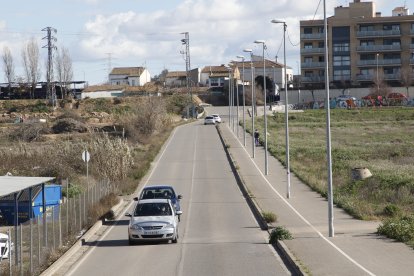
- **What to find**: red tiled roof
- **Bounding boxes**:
[109,67,145,76]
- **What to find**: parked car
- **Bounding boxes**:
[0,233,12,259]
[137,185,182,221]
[126,198,181,245]
[211,114,222,123]
[386,92,407,100]
[337,95,356,101]
[204,116,215,125]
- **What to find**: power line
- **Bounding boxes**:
[287,29,300,47]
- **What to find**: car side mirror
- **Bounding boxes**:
[176,211,183,216]
[177,195,183,199]
[125,212,132,217]
[133,197,138,201]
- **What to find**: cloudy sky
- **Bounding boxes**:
[0,0,405,85]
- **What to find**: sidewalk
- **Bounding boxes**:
[219,122,414,276]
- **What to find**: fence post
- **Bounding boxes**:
[8,228,12,275]
[30,217,33,274]
[79,194,82,231]
[73,197,77,234]
[37,217,40,267]
[83,192,86,225]
[19,224,22,271]
[52,206,56,250]
[59,204,62,247]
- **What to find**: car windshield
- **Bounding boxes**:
[134,202,172,216]
[206,116,213,119]
[141,188,175,199]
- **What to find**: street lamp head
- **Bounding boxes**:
[254,40,265,44]
[271,19,285,24]
[236,55,244,60]
[243,49,252,53]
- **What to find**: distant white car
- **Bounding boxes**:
[204,116,215,125]
[337,95,356,101]
[212,114,222,123]
[0,233,11,259]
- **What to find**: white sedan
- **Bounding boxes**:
[212,114,222,123]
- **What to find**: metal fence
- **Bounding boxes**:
[0,179,116,275]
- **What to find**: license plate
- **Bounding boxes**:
[145,231,160,235]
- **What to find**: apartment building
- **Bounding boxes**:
[300,0,414,89]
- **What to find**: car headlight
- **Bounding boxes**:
[130,224,143,231]
[164,223,175,229]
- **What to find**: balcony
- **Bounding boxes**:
[410,58,414,64]
[356,74,374,81]
[301,76,325,83]
[410,44,414,49]
[300,48,325,54]
[357,59,401,66]
[300,33,325,40]
[383,73,400,80]
[411,29,414,35]
[301,62,325,68]
[356,44,401,52]
[356,29,401,38]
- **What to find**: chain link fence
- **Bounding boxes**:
[0,179,116,275]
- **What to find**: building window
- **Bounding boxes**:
[318,56,325,62]
[359,25,374,31]
[304,71,313,77]
[304,27,312,34]
[383,24,400,31]
[360,54,375,61]
[333,42,349,52]
[383,53,400,60]
[317,26,324,33]
[383,39,400,46]
[333,70,350,80]
[318,42,324,48]
[304,57,313,63]
[131,80,136,86]
[360,40,374,46]
[304,43,313,49]
[333,56,350,66]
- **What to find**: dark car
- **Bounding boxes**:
[137,185,183,220]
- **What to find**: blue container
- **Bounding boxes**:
[0,184,62,225]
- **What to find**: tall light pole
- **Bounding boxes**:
[237,55,247,146]
[228,64,235,132]
[233,61,240,138]
[323,0,334,237]
[181,32,192,117]
[244,48,256,158]
[272,19,291,198]
[376,53,379,93]
[254,40,268,175]
[227,67,232,127]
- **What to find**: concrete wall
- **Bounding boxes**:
[280,86,413,104]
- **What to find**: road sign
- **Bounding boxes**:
[82,150,90,163]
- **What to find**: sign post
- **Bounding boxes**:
[82,150,90,182]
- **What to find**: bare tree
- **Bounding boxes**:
[21,38,41,99]
[400,67,412,97]
[1,46,15,96]
[55,47,73,99]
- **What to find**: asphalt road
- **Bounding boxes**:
[67,109,291,276]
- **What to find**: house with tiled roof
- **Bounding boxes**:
[165,71,187,87]
[109,67,151,87]
[201,65,239,88]
[231,56,293,90]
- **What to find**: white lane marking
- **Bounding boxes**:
[228,124,376,276]
[67,126,180,276]
[177,124,198,276]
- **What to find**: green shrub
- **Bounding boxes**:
[31,100,50,113]
[262,211,277,223]
[62,184,83,198]
[269,226,293,243]
[383,204,401,217]
[377,216,414,244]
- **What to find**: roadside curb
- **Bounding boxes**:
[41,198,125,276]
[216,124,305,276]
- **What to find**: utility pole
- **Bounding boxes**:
[42,27,57,102]
[106,53,112,84]
[181,32,193,117]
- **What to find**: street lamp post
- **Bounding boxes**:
[376,53,379,93]
[227,68,232,128]
[254,40,268,175]
[237,55,246,147]
[272,19,291,198]
[244,48,256,158]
